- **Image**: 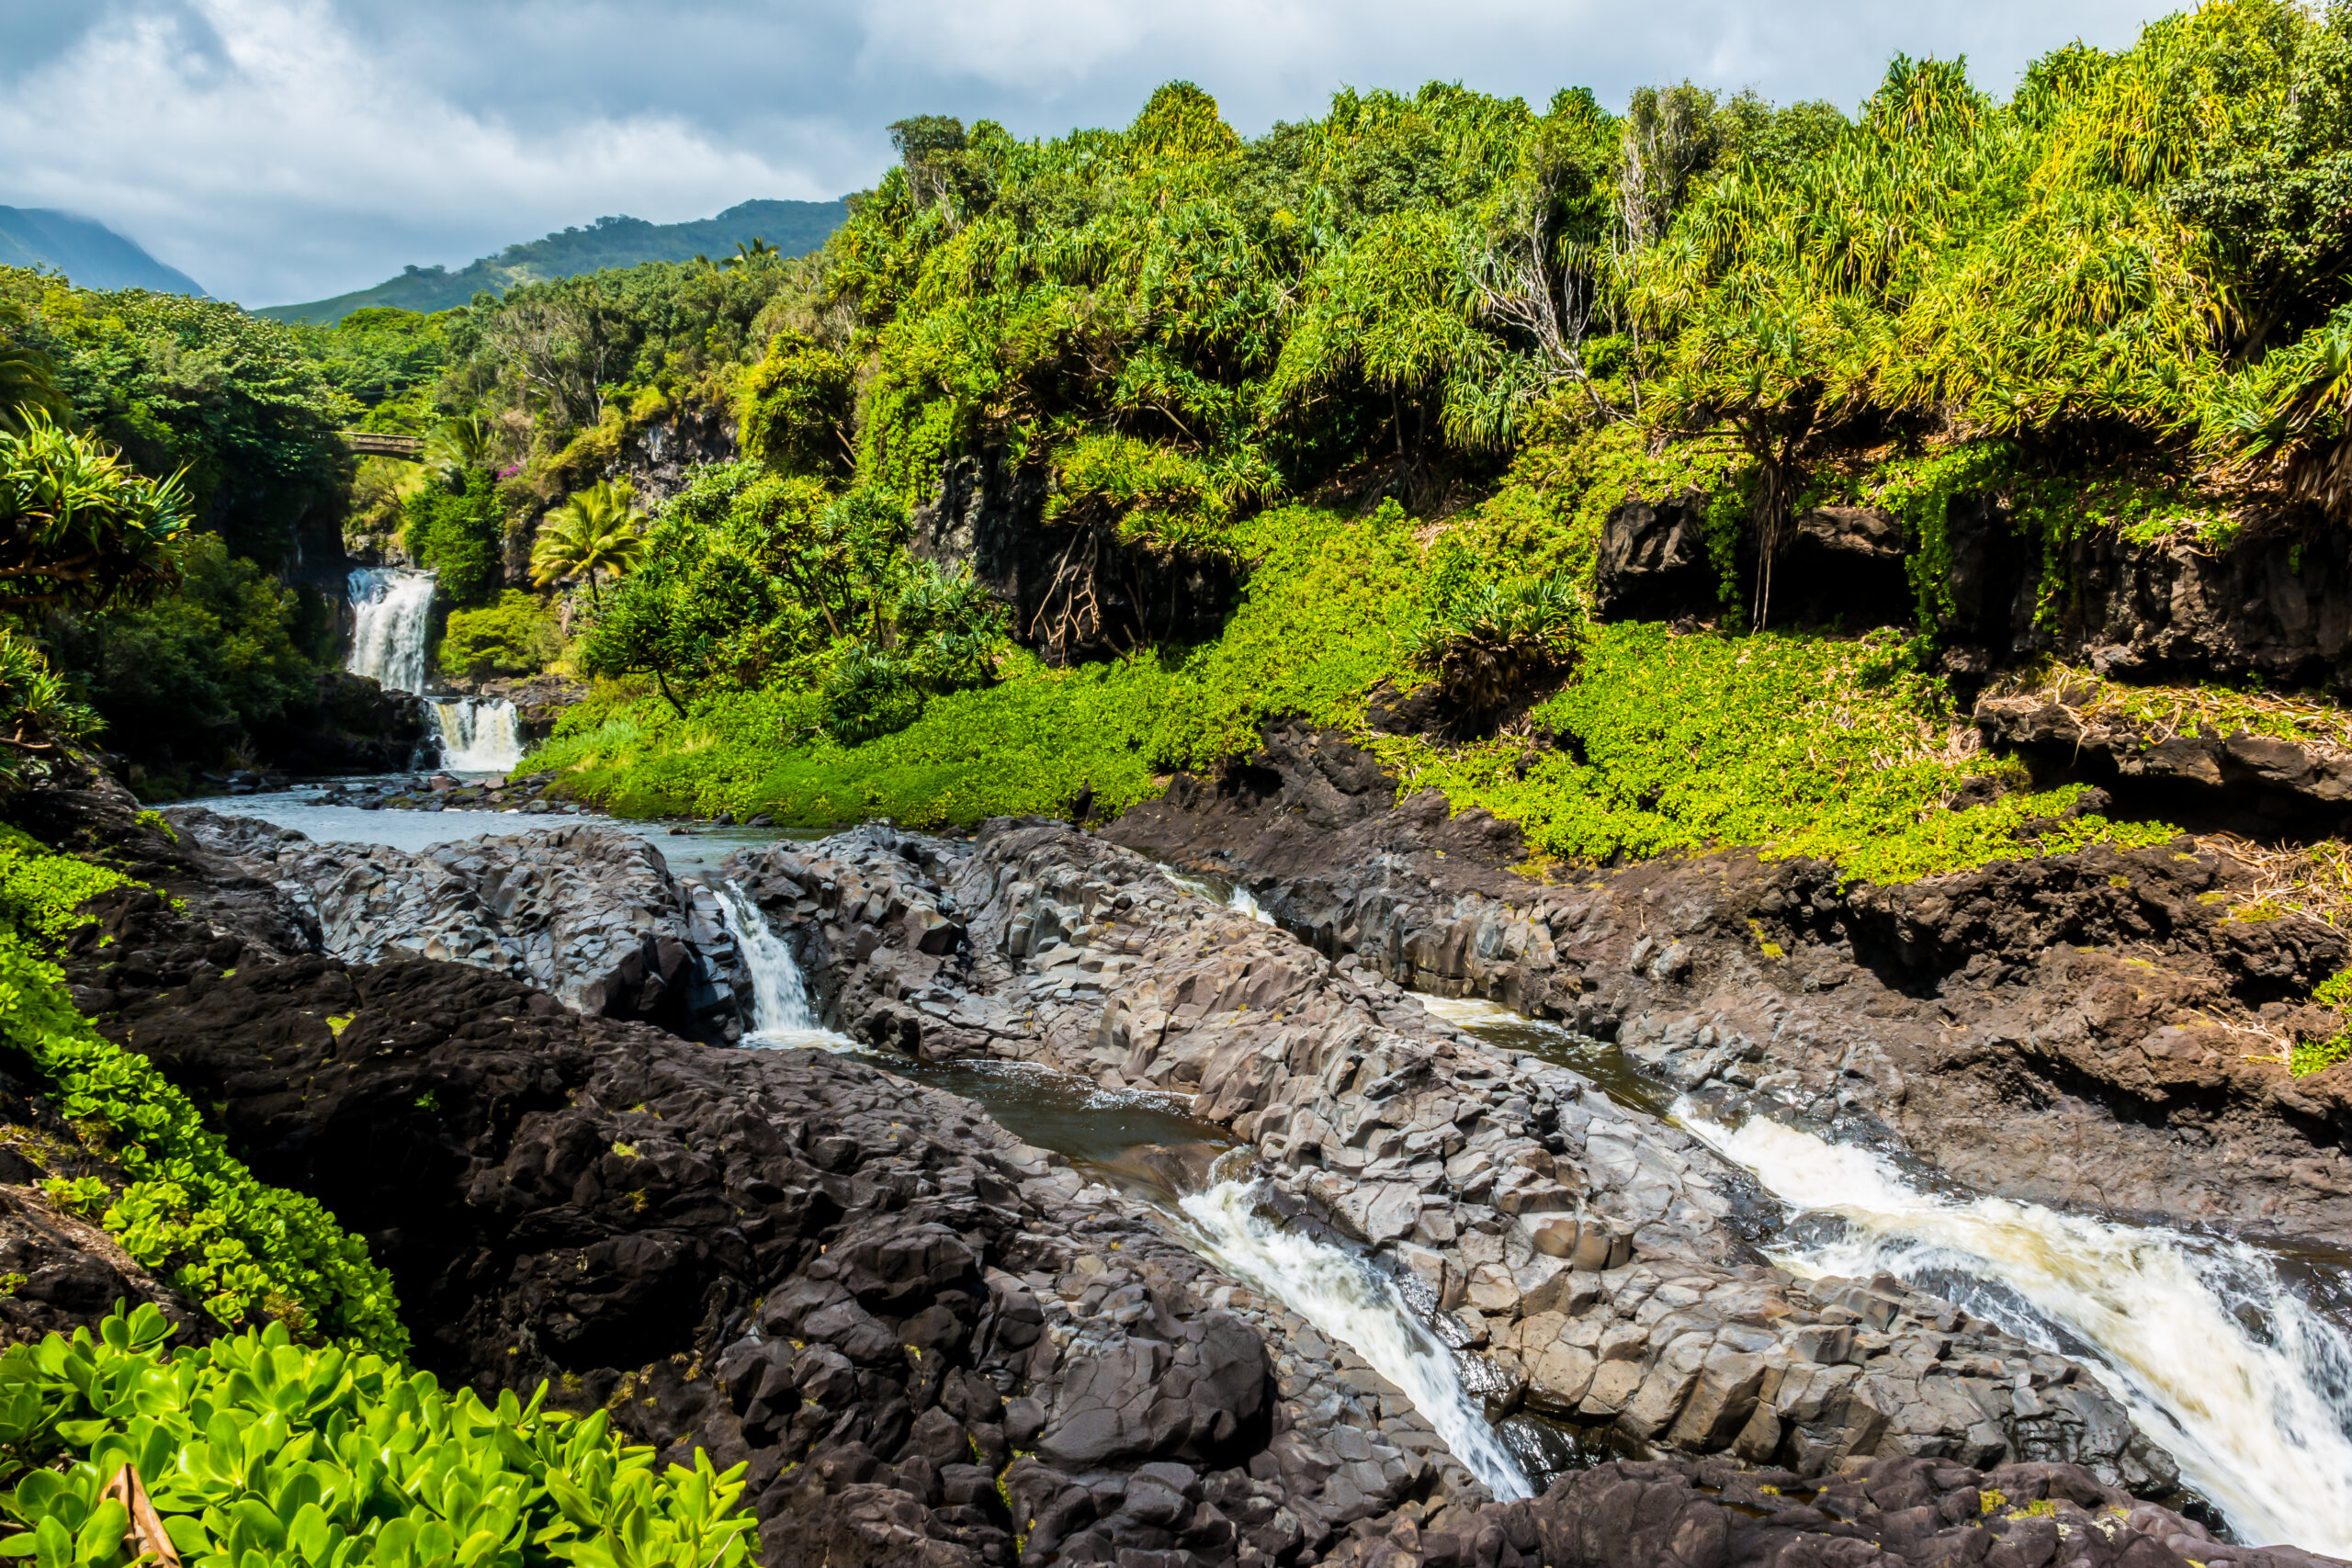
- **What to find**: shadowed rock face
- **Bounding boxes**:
[723,821,2180,1497]
[170,810,747,1043]
[1104,725,2352,1248]
[1325,1455,2348,1568]
[60,833,1488,1568]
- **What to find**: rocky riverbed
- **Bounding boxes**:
[0,774,2332,1562]
[1104,722,2352,1248]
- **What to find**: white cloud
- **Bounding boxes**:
[0,0,853,304]
[0,0,2171,307]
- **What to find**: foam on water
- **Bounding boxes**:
[1677,1102,2352,1553]
[1179,1179,1535,1502]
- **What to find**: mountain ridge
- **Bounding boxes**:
[0,206,208,296]
[257,198,847,324]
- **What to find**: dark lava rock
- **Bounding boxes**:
[1106,722,2352,1246]
[62,874,1465,1566]
[1327,1455,2346,1568]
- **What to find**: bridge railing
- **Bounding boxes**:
[340,432,426,460]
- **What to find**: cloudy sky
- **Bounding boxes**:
[3,0,2168,308]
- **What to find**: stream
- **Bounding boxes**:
[1675,1102,2352,1556]
[705,880,1542,1502]
[191,762,2352,1543]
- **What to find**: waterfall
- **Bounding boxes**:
[432,698,523,772]
[1179,1179,1535,1502]
[713,882,849,1048]
[1678,1104,2352,1554]
[345,568,436,695]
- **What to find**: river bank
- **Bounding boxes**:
[0,761,2331,1562]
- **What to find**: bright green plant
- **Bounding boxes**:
[0,412,192,615]
[531,482,642,610]
[0,831,402,1352]
[0,1304,754,1568]
[439,592,562,682]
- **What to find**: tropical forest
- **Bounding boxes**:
[5,3,2352,1563]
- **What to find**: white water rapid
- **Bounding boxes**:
[1677,1103,2352,1554]
[431,698,523,772]
[345,568,437,694]
[714,882,854,1049]
[1178,1179,1534,1502]
[1163,867,1275,925]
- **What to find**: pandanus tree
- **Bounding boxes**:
[0,410,194,778]
[530,479,643,607]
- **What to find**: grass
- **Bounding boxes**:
[532,510,2191,890]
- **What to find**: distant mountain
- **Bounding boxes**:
[0,207,208,296]
[258,199,849,324]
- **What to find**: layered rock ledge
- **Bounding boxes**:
[1105,724,2352,1247]
[721,821,2179,1495]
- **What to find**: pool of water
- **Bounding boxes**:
[1417,993,1674,1116]
[176,784,821,873]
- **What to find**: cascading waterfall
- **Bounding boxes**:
[713,882,852,1049]
[1677,1103,2352,1554]
[345,568,436,695]
[346,567,526,772]
[1179,1178,1534,1502]
[431,698,523,772]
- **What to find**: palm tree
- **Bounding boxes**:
[423,412,492,486]
[531,479,642,607]
[724,238,778,270]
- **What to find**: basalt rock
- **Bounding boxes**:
[1976,692,2352,838]
[722,820,2179,1495]
[61,841,1489,1567]
[167,810,745,1043]
[1106,725,2352,1248]
[1327,1455,2346,1568]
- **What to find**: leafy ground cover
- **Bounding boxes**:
[0,1304,753,1568]
[0,826,404,1353]
[536,512,2181,889]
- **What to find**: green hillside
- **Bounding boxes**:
[257,198,846,324]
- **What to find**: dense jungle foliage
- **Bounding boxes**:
[534,0,2352,897]
[15,1,2352,1069]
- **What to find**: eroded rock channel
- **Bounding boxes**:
[57,794,2347,1563]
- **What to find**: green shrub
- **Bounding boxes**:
[1370,623,2176,885]
[0,829,403,1353]
[38,536,321,770]
[0,1304,754,1568]
[438,591,560,682]
[401,471,503,606]
[1408,562,1584,710]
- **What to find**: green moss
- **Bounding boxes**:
[1369,625,2174,886]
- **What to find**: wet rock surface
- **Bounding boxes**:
[61,840,1491,1567]
[724,820,2179,1495]
[1329,1455,2346,1568]
[1105,725,2352,1248]
[168,808,745,1041]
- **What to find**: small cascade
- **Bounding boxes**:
[1679,1104,2352,1555]
[345,568,437,695]
[431,697,523,772]
[1179,1178,1534,1502]
[714,882,852,1049]
[1163,866,1275,926]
